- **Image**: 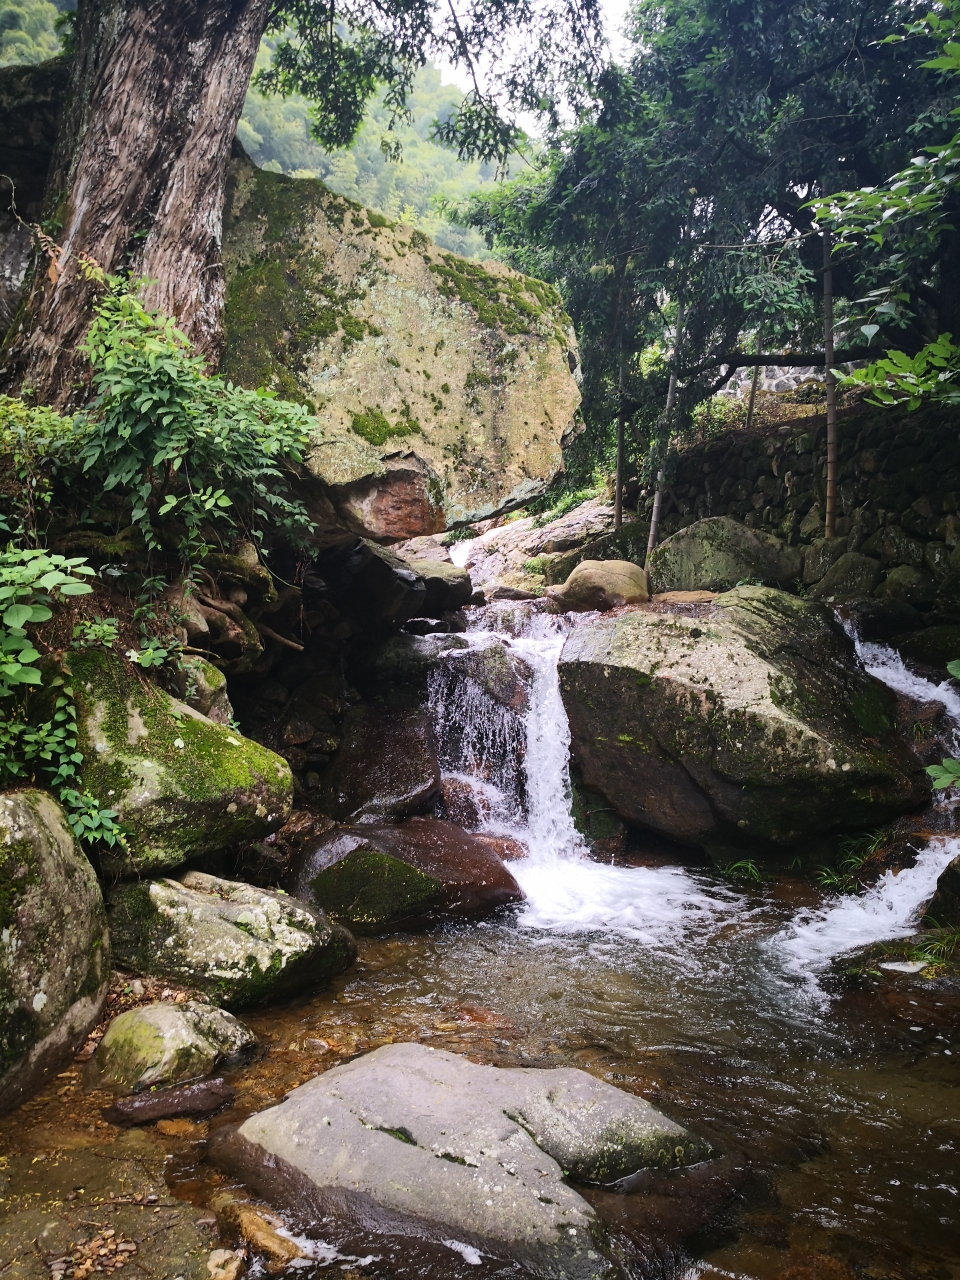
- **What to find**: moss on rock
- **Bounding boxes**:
[558,586,927,853]
[0,790,109,1113]
[69,649,292,876]
[108,872,356,1009]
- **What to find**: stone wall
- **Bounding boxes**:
[646,401,960,556]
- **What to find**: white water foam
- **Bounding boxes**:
[769,837,958,980]
[843,617,960,747]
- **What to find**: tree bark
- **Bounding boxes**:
[744,331,762,433]
[614,352,627,531]
[645,300,684,569]
[2,0,270,406]
[822,229,838,538]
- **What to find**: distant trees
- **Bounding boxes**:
[0,0,64,66]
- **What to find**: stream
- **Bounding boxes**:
[9,607,958,1280]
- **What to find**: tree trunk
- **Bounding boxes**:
[745,332,762,432]
[822,230,838,538]
[2,0,270,406]
[644,300,684,569]
[614,352,627,531]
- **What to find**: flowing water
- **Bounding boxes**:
[167,608,960,1278]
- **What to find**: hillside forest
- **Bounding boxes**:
[1,1,960,1279]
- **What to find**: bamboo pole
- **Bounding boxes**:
[614,353,627,531]
[823,230,838,538]
[644,301,685,568]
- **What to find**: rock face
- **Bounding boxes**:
[108,872,356,1009]
[87,1001,257,1094]
[221,155,582,538]
[807,552,883,602]
[398,555,473,615]
[319,704,440,820]
[213,1043,712,1279]
[558,586,926,852]
[648,517,802,594]
[0,791,110,1114]
[70,649,292,875]
[294,817,523,932]
[924,854,960,926]
[546,559,649,612]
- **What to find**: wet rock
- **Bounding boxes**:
[0,790,110,1114]
[558,586,926,852]
[487,571,545,600]
[647,517,802,593]
[211,1193,306,1267]
[807,552,883,602]
[440,776,484,828]
[842,598,921,642]
[399,556,473,615]
[102,1076,236,1125]
[439,639,533,711]
[87,1001,256,1094]
[319,705,440,820]
[69,649,292,876]
[546,559,649,612]
[892,624,960,674]
[876,564,937,605]
[402,611,467,635]
[924,854,960,926]
[108,872,356,1009]
[294,817,523,932]
[363,632,470,695]
[474,833,528,861]
[211,1042,712,1280]
[222,156,581,534]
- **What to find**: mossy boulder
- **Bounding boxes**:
[923,854,960,926]
[557,586,926,853]
[87,1000,257,1094]
[545,559,649,612]
[398,555,472,615]
[108,872,356,1009]
[807,552,883,602]
[69,649,293,875]
[221,154,581,537]
[647,517,802,594]
[293,817,523,933]
[181,656,233,724]
[0,790,110,1113]
[876,565,937,605]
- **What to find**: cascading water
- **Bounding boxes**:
[428,603,954,975]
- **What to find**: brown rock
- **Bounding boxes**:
[546,559,649,613]
[293,817,523,932]
[440,776,483,829]
[924,853,960,926]
[652,590,718,604]
[319,705,440,821]
[102,1077,236,1126]
[475,833,528,862]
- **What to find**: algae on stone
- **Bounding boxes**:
[648,517,802,593]
[558,586,925,853]
[220,155,581,536]
[0,790,110,1113]
[108,872,356,1009]
[69,649,292,875]
[87,1000,257,1094]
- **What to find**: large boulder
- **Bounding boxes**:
[221,155,582,537]
[87,1001,256,1094]
[318,705,440,820]
[558,586,926,852]
[0,791,110,1113]
[807,552,883,602]
[69,649,293,875]
[545,559,649,612]
[293,817,523,932]
[212,1042,713,1280]
[108,872,356,1009]
[398,555,472,615]
[924,854,960,926]
[647,517,802,593]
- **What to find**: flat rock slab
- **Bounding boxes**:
[212,1042,713,1279]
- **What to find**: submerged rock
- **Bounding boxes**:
[558,586,925,852]
[294,817,522,932]
[648,517,802,593]
[88,1001,256,1094]
[318,705,440,820]
[70,649,292,875]
[0,790,110,1114]
[108,872,356,1009]
[211,1042,712,1280]
[546,559,649,612]
[102,1076,236,1125]
[222,155,582,536]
